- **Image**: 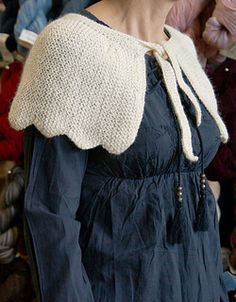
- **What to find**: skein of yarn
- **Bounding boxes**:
[166,0,211,33]
[167,0,236,64]
[0,227,18,265]
[14,0,52,38]
[14,0,53,53]
[0,228,18,248]
[0,206,17,233]
[0,246,16,264]
[0,166,33,301]
[5,167,24,207]
[203,0,236,49]
[0,227,18,264]
[0,166,24,264]
[204,16,229,49]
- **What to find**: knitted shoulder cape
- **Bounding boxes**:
[9,13,228,161]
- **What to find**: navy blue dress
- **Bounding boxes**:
[23,10,228,302]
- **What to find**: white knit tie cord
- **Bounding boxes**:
[140,41,199,162]
[162,45,202,127]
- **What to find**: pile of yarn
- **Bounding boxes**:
[167,0,236,64]
[0,166,24,264]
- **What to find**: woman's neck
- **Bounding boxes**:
[86,0,175,44]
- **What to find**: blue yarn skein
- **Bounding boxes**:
[14,0,52,38]
[61,0,99,16]
[14,0,52,55]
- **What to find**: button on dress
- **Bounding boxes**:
[23,10,229,302]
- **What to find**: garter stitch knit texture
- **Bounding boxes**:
[9,13,229,161]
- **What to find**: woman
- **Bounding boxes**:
[9,0,229,301]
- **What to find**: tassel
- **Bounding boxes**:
[195,173,209,232]
[195,194,209,232]
[168,186,191,244]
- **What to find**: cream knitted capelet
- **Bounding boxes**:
[9,13,228,161]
